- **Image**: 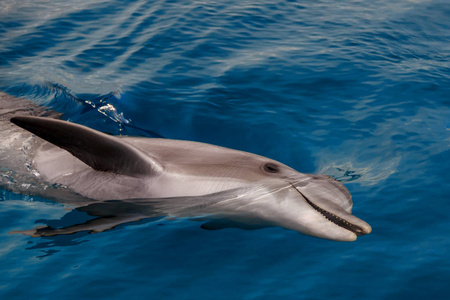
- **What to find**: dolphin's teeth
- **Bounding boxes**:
[294,187,367,235]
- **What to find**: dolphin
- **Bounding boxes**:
[4,114,372,241]
[1,93,371,241]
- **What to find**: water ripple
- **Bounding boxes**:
[0,1,449,299]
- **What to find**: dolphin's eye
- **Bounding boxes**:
[263,163,279,173]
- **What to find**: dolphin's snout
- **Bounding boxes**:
[290,181,372,240]
[354,221,372,236]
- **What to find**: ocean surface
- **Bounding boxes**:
[0,0,449,299]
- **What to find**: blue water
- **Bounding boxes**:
[1,0,449,299]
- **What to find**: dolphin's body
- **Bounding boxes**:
[1,92,371,241]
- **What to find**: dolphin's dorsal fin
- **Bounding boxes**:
[11,116,162,177]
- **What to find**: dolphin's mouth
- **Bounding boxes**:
[291,184,368,236]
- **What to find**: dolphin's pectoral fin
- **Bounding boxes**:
[200,220,228,230]
[10,215,144,237]
[200,219,268,231]
[10,116,161,177]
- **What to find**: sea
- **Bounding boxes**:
[0,0,449,299]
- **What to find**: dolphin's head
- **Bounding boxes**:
[213,159,372,242]
[246,161,372,241]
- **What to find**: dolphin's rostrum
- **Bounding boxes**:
[9,115,371,241]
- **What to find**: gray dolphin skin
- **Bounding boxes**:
[1,92,371,241]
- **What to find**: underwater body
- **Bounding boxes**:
[0,1,449,299]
